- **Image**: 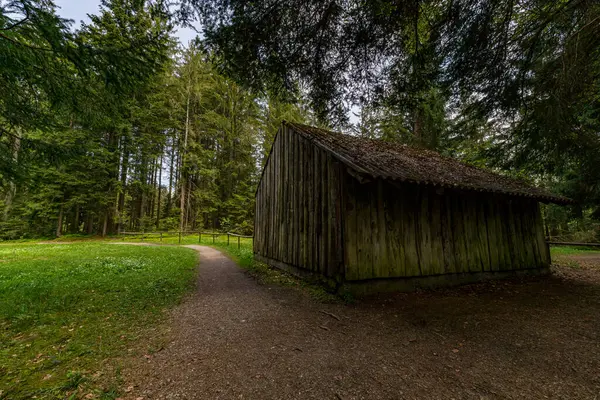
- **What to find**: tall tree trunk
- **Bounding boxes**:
[56,203,64,237]
[102,210,109,237]
[186,176,192,229]
[166,134,175,217]
[85,212,94,235]
[116,135,129,233]
[180,84,191,233]
[3,128,21,221]
[156,153,162,229]
[71,204,80,234]
[150,156,158,220]
[104,131,119,235]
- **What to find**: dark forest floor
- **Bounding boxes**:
[121,245,600,400]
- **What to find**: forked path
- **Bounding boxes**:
[123,245,600,399]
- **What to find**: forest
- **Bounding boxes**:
[1,0,600,241]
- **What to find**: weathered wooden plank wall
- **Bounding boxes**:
[256,125,550,283]
[254,126,344,278]
[342,177,551,281]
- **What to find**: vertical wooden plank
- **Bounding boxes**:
[326,155,339,277]
[384,183,403,278]
[265,145,270,257]
[309,145,317,270]
[269,134,276,258]
[344,174,359,280]
[319,148,328,275]
[523,200,540,268]
[312,145,317,272]
[533,203,551,267]
[283,128,290,263]
[267,133,274,259]
[494,199,507,270]
[275,128,281,261]
[270,130,276,259]
[451,193,469,274]
[521,200,538,268]
[262,149,267,256]
[284,128,291,263]
[353,181,371,279]
[503,200,517,270]
[305,144,314,270]
[441,193,457,274]
[360,185,374,279]
[255,185,261,255]
[416,187,433,276]
[476,197,492,272]
[302,138,309,269]
[463,196,482,273]
[368,181,381,277]
[428,190,445,275]
[374,180,389,278]
[508,200,525,269]
[484,197,500,272]
[330,160,343,278]
[315,147,322,272]
[402,185,421,277]
[296,134,302,269]
[326,154,333,276]
[297,133,304,269]
[272,127,280,260]
[281,129,288,263]
[290,131,297,266]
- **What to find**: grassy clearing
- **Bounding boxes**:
[550,245,600,256]
[0,243,198,399]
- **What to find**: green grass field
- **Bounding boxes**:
[550,245,600,256]
[0,243,198,399]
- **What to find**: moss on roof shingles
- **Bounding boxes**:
[286,122,571,205]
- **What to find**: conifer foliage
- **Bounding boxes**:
[0,0,309,238]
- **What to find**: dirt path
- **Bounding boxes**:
[123,246,600,399]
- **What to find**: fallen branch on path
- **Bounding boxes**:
[320,310,341,321]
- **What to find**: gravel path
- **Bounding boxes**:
[123,245,600,400]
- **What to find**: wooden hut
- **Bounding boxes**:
[253,122,571,293]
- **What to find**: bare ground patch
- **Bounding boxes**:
[122,247,600,399]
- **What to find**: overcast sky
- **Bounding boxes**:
[53,0,198,44]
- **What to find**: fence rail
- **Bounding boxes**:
[547,241,600,248]
[117,230,253,248]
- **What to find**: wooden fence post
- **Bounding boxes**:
[160,232,163,242]
[227,233,230,246]
[179,231,181,244]
[212,234,215,244]
[238,236,240,249]
[198,232,201,243]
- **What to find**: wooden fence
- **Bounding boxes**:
[119,231,253,248]
[547,241,600,248]
[118,231,600,250]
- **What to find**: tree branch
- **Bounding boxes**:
[0,31,54,52]
[0,16,29,31]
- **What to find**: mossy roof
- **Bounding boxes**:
[286,122,571,205]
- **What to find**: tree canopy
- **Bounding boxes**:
[1,0,599,241]
[191,0,600,239]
